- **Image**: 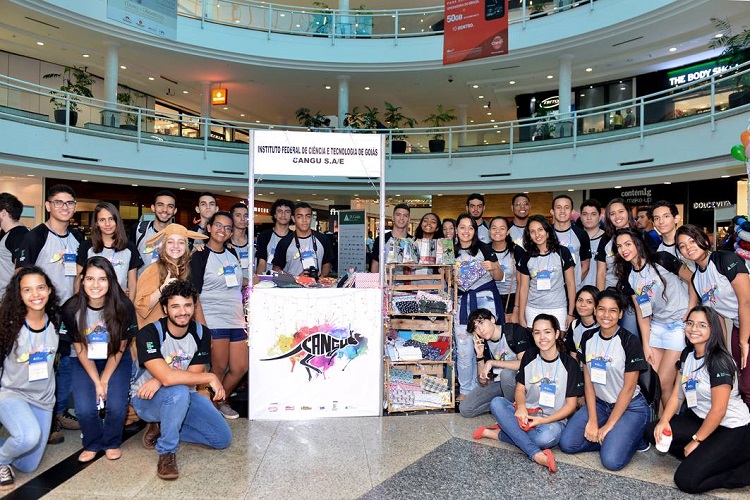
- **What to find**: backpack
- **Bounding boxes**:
[638,364,662,422]
[134,220,151,247]
[134,320,204,381]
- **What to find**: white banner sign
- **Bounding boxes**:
[107,0,177,39]
[251,130,382,177]
[248,288,382,419]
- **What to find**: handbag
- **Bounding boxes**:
[456,260,487,289]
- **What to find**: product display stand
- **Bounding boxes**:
[384,264,457,413]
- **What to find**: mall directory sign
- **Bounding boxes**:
[443,0,509,65]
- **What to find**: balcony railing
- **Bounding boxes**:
[0,59,748,161]
[177,0,596,41]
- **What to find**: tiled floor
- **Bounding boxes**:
[1,412,749,499]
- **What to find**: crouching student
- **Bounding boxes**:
[559,289,650,471]
[459,308,529,418]
[474,314,583,473]
[0,268,60,490]
[131,280,231,480]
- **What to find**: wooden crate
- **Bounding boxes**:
[385,360,455,413]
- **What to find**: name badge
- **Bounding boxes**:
[239,250,249,269]
[88,332,108,360]
[64,252,77,276]
[28,351,48,381]
[536,270,551,291]
[539,382,557,408]
[223,265,239,287]
[684,378,698,408]
[300,249,317,269]
[590,358,607,385]
[700,290,711,304]
[499,264,507,283]
[636,293,652,318]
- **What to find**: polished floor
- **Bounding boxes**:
[1,411,749,499]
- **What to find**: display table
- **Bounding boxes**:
[248,287,383,420]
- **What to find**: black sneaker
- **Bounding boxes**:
[57,410,80,430]
[0,465,14,490]
[48,418,64,445]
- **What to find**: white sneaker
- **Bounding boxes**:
[0,465,14,490]
[217,401,239,420]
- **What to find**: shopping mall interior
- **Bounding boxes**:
[1,0,750,498]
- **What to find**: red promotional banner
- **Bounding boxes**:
[443,0,509,65]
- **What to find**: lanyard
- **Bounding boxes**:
[593,329,617,361]
[537,354,560,384]
[295,233,318,263]
[24,318,48,351]
[208,248,231,268]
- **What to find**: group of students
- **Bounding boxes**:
[379,192,750,493]
[0,186,249,489]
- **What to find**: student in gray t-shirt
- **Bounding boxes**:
[0,268,61,489]
[272,202,333,278]
[0,193,28,301]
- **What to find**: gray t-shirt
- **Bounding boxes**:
[555,225,591,290]
[509,223,526,250]
[581,328,647,404]
[581,233,603,288]
[189,248,245,330]
[679,349,750,428]
[625,255,688,324]
[256,229,286,273]
[77,240,143,291]
[595,237,618,289]
[17,224,81,303]
[272,232,332,276]
[692,251,748,327]
[0,319,58,410]
[0,226,28,301]
[517,247,575,309]
[477,221,490,244]
[133,222,160,276]
[516,349,583,418]
[492,246,523,296]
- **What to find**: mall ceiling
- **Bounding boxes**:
[2,0,750,130]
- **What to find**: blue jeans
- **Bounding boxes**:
[54,354,72,415]
[559,394,650,471]
[132,385,231,455]
[490,397,566,460]
[0,397,52,472]
[71,350,132,452]
[454,291,497,395]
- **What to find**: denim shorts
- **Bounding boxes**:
[649,320,685,351]
[210,327,248,342]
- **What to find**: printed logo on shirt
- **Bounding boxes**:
[586,353,613,363]
[530,371,559,385]
[145,341,156,354]
[84,321,107,336]
[143,242,161,254]
[494,349,509,361]
[698,283,718,304]
[17,250,26,262]
[636,280,657,298]
[51,250,65,264]
[165,351,192,370]
[16,346,56,363]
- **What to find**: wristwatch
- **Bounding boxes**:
[691,434,703,443]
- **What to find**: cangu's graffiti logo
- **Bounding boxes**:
[262,329,364,381]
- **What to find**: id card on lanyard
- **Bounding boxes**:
[539,382,557,408]
[636,293,652,318]
[64,252,77,276]
[239,249,249,269]
[536,270,551,291]
[88,332,108,360]
[296,234,318,270]
[223,265,239,287]
[29,351,48,381]
[683,357,698,408]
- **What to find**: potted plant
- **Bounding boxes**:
[43,66,95,126]
[709,18,750,108]
[383,101,416,153]
[360,105,380,131]
[116,91,139,130]
[295,107,326,128]
[423,104,457,153]
[531,107,556,141]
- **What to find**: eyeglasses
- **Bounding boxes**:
[212,222,233,232]
[684,320,709,330]
[49,200,76,209]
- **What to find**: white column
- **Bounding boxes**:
[102,42,119,126]
[339,0,351,35]
[338,75,350,128]
[201,81,211,139]
[558,54,574,137]
[457,104,467,147]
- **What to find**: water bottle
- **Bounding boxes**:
[656,428,672,453]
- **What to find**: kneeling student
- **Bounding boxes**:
[131,280,231,480]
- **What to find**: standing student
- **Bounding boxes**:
[256,198,294,274]
[273,203,333,278]
[62,257,136,462]
[453,214,503,401]
[189,192,218,252]
[509,193,531,249]
[130,190,177,275]
[650,200,694,271]
[190,212,247,420]
[565,286,600,360]
[489,216,525,324]
[459,308,528,418]
[412,213,443,275]
[442,218,456,241]
[614,229,696,408]
[0,268,60,490]
[579,199,604,288]
[551,195,591,290]
[559,290,650,471]
[76,202,142,302]
[370,203,411,273]
[467,193,490,244]
[517,215,576,330]
[474,314,583,473]
[648,306,750,494]
[676,224,750,404]
[227,203,250,281]
[636,206,662,253]
[17,184,83,443]
[0,193,28,300]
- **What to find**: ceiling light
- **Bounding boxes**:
[225,189,231,193]
[620,86,626,90]
[353,194,359,196]
[36,41,44,46]
[269,191,274,195]
[131,184,138,187]
[580,93,585,97]
[325,85,331,90]
[483,105,489,108]
[179,187,186,190]
[364,86,370,90]
[487,112,492,115]
[81,179,88,182]
[470,120,474,123]
[472,84,479,88]
[223,107,228,110]
[478,95,484,99]
[296,199,301,202]
[400,27,405,31]
[585,67,592,72]
[255,120,260,123]
[182,90,189,94]
[395,194,401,197]
[663,181,671,185]
[240,114,245,117]
[614,185,622,189]
[547,75,554,79]
[27,174,35,177]
[523,191,529,194]
[437,194,443,197]
[280,13,286,17]
[490,119,496,123]
[148,77,155,80]
[668,47,677,52]
[82,54,89,58]
[721,175,730,178]
[509,81,516,85]
[567,188,574,192]
[120,65,127,70]
[715,33,723,38]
